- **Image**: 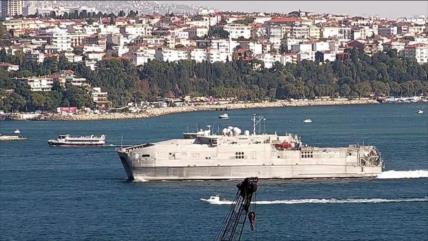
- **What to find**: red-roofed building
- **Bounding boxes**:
[270,17,301,24]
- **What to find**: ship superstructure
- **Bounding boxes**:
[117,115,383,181]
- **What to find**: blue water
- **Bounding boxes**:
[1,103,427,241]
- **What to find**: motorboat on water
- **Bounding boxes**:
[0,129,27,141]
[200,195,232,204]
[417,110,424,114]
[219,113,229,119]
[303,119,312,123]
[48,134,106,147]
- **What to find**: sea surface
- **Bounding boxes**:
[1,103,427,241]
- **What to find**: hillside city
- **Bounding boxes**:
[0,0,427,119]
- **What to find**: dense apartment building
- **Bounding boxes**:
[0,7,427,71]
[1,0,23,18]
[404,44,428,64]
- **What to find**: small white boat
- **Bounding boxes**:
[417,110,423,114]
[0,129,27,141]
[303,119,312,123]
[219,113,229,119]
[200,195,233,204]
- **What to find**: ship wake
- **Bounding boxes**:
[202,197,428,205]
[376,170,428,179]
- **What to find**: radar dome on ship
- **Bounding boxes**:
[222,128,230,135]
[233,127,241,136]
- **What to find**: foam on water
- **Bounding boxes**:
[202,197,428,205]
[133,176,148,182]
[377,170,428,179]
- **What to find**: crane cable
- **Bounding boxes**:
[254,191,257,241]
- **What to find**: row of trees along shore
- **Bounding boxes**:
[0,48,427,112]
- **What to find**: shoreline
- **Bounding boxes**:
[30,98,379,121]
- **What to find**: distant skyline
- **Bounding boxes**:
[171,1,428,19]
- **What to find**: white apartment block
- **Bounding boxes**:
[144,37,165,47]
[65,76,88,87]
[125,24,152,37]
[133,49,156,66]
[190,48,208,63]
[50,28,72,52]
[298,51,316,62]
[267,25,289,39]
[99,25,120,35]
[85,59,97,70]
[25,50,45,63]
[322,27,340,38]
[155,48,189,62]
[92,87,109,106]
[404,44,428,64]
[196,27,209,38]
[256,53,281,69]
[254,16,272,24]
[83,44,105,53]
[284,38,301,51]
[269,37,282,50]
[1,0,23,18]
[291,25,310,39]
[67,54,82,63]
[309,25,321,39]
[224,24,252,39]
[407,25,426,35]
[211,39,238,53]
[378,26,398,37]
[208,49,231,63]
[313,41,330,52]
[249,42,263,55]
[86,52,105,61]
[23,77,53,92]
[295,43,313,53]
[282,53,298,64]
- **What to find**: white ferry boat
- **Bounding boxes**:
[48,134,106,147]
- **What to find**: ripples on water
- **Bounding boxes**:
[1,103,427,240]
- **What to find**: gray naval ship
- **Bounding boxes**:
[117,115,383,181]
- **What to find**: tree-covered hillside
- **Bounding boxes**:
[0,48,427,112]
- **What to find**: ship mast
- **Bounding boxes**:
[252,115,265,135]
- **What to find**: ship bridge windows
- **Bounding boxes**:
[235,152,245,159]
[209,138,218,147]
[301,151,313,158]
[142,154,150,157]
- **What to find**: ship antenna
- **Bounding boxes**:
[252,114,256,135]
[263,118,266,134]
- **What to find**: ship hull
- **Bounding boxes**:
[48,142,105,147]
[118,155,382,181]
[117,132,383,181]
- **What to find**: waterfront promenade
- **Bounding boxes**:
[39,98,378,121]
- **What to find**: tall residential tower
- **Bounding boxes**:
[1,0,23,18]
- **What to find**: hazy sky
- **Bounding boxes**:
[173,1,428,19]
